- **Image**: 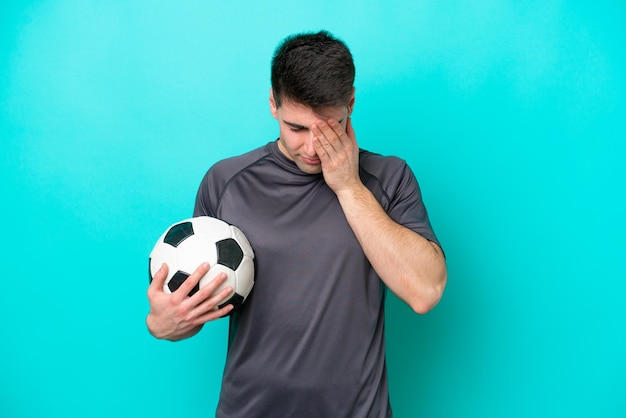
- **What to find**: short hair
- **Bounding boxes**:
[271,30,355,110]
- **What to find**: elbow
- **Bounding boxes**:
[410,289,443,314]
[411,300,436,315]
[408,269,447,315]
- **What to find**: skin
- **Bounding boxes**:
[146,264,234,341]
[146,89,447,341]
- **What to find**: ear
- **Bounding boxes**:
[347,87,356,116]
[269,88,278,119]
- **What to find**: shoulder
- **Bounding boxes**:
[207,143,273,183]
[358,149,414,189]
[194,142,273,217]
[359,149,407,174]
[358,149,422,209]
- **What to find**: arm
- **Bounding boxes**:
[146,262,235,341]
[334,184,446,313]
[312,118,447,313]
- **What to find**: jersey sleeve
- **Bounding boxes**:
[359,151,441,248]
[387,163,440,247]
[193,143,273,219]
[193,168,219,218]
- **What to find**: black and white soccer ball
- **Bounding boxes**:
[149,216,255,312]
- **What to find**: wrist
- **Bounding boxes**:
[335,182,369,203]
[146,313,165,339]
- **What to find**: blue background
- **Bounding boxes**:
[1,1,624,417]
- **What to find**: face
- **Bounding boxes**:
[269,89,354,174]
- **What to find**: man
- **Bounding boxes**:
[147,30,447,417]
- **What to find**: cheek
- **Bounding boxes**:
[278,132,301,158]
[280,130,294,148]
[282,130,306,148]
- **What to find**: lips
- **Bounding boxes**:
[301,156,321,165]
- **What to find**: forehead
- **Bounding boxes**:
[279,100,347,121]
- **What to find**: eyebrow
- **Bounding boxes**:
[283,118,344,130]
[283,120,308,130]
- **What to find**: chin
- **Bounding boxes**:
[297,163,322,175]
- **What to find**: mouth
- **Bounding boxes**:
[301,156,321,165]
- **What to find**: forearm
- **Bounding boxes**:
[336,184,447,314]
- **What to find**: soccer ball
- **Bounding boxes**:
[149,216,255,312]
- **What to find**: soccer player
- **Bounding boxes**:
[147,30,447,417]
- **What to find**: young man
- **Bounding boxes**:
[147,31,447,417]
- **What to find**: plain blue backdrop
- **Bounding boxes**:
[1,1,624,417]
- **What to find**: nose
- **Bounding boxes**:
[303,130,317,157]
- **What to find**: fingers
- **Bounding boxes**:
[182,271,234,323]
[311,116,361,193]
[196,303,234,323]
[189,283,234,319]
[147,263,235,338]
[312,117,358,167]
[190,270,232,305]
[312,119,344,152]
[171,262,211,300]
[168,261,233,306]
[148,263,169,295]
[312,118,357,157]
[311,122,337,164]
